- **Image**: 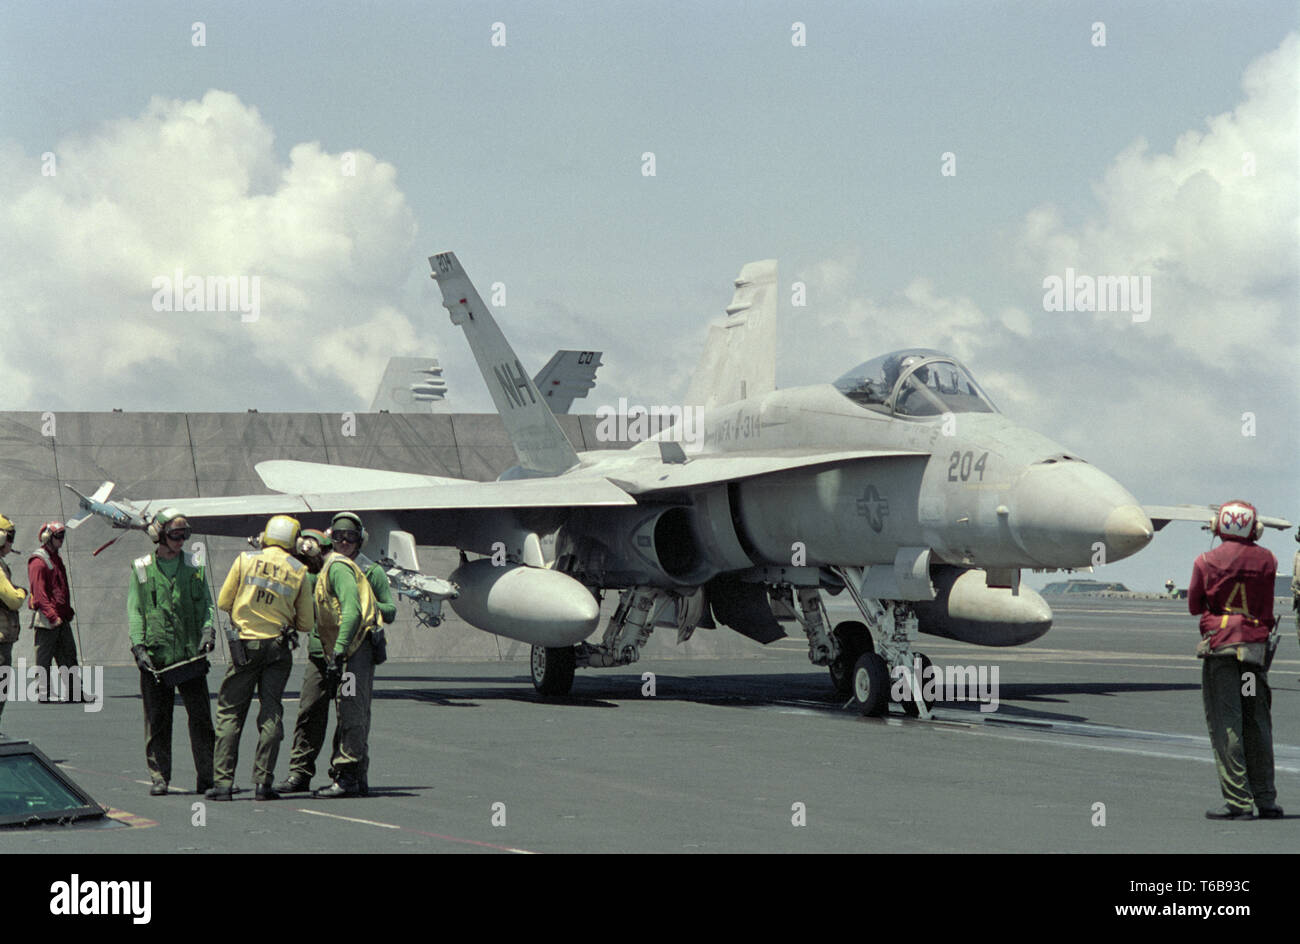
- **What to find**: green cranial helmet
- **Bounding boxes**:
[148,507,186,543]
[330,512,363,533]
[329,512,366,547]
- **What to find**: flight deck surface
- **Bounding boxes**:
[3,597,1296,854]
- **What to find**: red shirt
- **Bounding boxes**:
[1188,539,1276,646]
[27,546,74,624]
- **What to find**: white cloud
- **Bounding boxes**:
[0,90,429,411]
[786,35,1297,438]
[1014,33,1298,371]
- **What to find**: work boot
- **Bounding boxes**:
[274,773,312,794]
[254,784,280,801]
[1205,805,1254,820]
[1257,802,1284,819]
[314,777,360,799]
[205,785,234,801]
[150,781,168,796]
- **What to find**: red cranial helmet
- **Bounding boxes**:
[1213,500,1262,542]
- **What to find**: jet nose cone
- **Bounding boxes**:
[1010,462,1150,567]
[1103,504,1154,561]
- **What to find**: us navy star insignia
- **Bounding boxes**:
[857,485,889,533]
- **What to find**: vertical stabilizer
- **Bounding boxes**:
[684,259,778,411]
[532,350,603,413]
[369,357,448,412]
[429,252,580,476]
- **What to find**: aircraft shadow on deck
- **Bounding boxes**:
[359,672,1200,727]
[120,673,1204,727]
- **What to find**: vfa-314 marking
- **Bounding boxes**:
[96,251,1292,722]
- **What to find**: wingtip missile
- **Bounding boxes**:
[62,482,150,531]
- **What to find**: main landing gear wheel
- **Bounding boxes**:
[851,652,890,717]
[530,645,576,695]
[829,620,871,695]
[897,652,934,718]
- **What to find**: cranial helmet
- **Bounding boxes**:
[38,521,66,545]
[296,528,331,558]
[147,507,186,544]
[0,514,14,545]
[329,512,367,545]
[1213,500,1263,542]
[261,515,301,551]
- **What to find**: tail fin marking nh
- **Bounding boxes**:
[429,252,580,476]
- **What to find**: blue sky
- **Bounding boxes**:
[0,2,1296,592]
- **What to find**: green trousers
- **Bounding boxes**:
[286,654,332,781]
[140,667,215,790]
[329,639,374,784]
[1202,656,1276,811]
[213,638,293,789]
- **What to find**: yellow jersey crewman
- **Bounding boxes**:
[208,515,314,801]
[0,515,26,732]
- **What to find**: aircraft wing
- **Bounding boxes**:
[1144,504,1293,532]
[140,477,636,538]
[606,449,928,495]
[256,460,467,493]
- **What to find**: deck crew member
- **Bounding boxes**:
[128,510,216,796]
[313,512,380,798]
[27,521,83,702]
[275,529,334,793]
[209,515,314,801]
[0,515,26,729]
[1190,500,1281,820]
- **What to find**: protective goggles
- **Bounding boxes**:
[0,529,13,544]
[165,527,192,541]
[332,529,361,544]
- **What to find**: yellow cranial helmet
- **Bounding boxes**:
[261,515,301,551]
[0,514,13,544]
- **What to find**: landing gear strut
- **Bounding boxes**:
[530,587,696,696]
[831,567,934,719]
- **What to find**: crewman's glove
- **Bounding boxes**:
[199,627,216,654]
[132,645,155,673]
[326,652,346,698]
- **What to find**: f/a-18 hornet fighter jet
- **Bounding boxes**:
[83,252,1289,718]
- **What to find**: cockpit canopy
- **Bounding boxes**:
[833,349,998,418]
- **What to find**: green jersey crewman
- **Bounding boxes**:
[313,512,380,798]
[276,529,334,794]
[128,509,216,796]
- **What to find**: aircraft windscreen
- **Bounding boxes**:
[833,350,997,417]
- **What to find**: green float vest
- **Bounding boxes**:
[132,553,209,667]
